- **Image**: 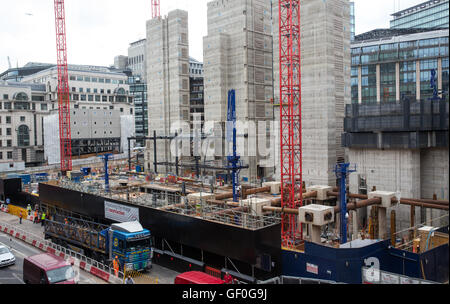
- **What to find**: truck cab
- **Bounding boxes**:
[103,221,153,272]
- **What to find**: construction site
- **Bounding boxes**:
[0,0,449,285]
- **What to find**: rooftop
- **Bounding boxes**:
[391,0,448,18]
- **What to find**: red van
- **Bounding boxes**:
[23,253,76,284]
[174,271,225,284]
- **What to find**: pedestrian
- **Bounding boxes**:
[19,211,23,224]
[124,275,135,284]
[113,256,120,277]
[224,272,234,284]
[41,212,46,226]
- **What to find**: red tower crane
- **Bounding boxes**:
[54,0,73,174]
[278,0,303,249]
[151,0,161,18]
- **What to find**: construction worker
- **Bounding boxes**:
[19,211,23,224]
[33,210,38,224]
[41,212,46,226]
[64,218,69,225]
[26,204,32,216]
[113,256,120,277]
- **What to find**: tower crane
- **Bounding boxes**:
[54,0,73,175]
[278,0,303,249]
[152,0,160,18]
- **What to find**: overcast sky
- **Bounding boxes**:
[0,0,427,73]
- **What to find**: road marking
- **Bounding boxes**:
[12,273,24,284]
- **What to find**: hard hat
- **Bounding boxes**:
[115,256,118,259]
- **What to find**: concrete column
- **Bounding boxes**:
[395,62,400,101]
[438,58,443,98]
[358,65,362,104]
[352,210,358,240]
[416,61,421,101]
[311,225,321,244]
[376,64,381,102]
[378,207,387,239]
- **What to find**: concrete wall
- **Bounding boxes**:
[272,0,351,186]
[145,10,190,174]
[203,0,274,183]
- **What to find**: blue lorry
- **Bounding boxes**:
[44,216,152,272]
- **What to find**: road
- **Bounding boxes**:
[0,233,106,284]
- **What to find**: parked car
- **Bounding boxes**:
[23,253,76,284]
[0,245,16,267]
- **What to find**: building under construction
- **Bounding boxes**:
[0,0,448,285]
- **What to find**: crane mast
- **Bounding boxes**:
[279,0,303,249]
[54,0,73,174]
[151,0,161,18]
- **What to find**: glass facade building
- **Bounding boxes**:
[129,76,148,144]
[390,0,449,29]
[351,29,449,104]
[350,2,355,41]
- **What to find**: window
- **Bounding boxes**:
[6,116,11,124]
[105,79,111,84]
[86,88,91,93]
[95,95,101,102]
[81,95,87,101]
[72,87,76,92]
[7,128,12,135]
[99,78,105,83]
[0,102,2,109]
[70,76,76,81]
[94,89,98,93]
[77,76,83,81]
[84,77,91,82]
[73,94,79,101]
[13,92,29,101]
[88,95,94,102]
[79,88,84,93]
[3,94,8,100]
[102,96,107,102]
[4,102,11,110]
[7,151,13,159]
[20,116,25,122]
[7,139,12,147]
[41,104,48,111]
[0,152,2,159]
[109,96,114,102]
[107,89,111,94]
[17,125,30,147]
[92,77,98,83]
[120,108,124,113]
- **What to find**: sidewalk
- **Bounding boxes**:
[0,210,45,238]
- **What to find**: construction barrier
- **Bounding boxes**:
[123,270,159,284]
[0,219,123,284]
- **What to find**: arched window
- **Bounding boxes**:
[114,87,126,95]
[17,125,30,147]
[13,92,29,101]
